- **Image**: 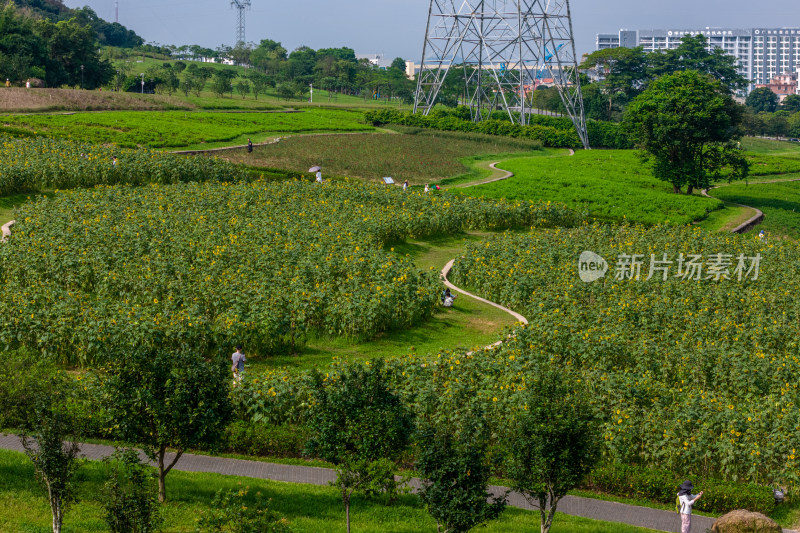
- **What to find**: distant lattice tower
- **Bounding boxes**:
[414,0,589,149]
[231,0,251,45]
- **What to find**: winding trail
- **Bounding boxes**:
[448,148,576,190]
[448,162,515,189]
[441,258,527,325]
[703,176,800,234]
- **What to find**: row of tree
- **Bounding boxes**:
[743,89,800,138]
[13,351,600,533]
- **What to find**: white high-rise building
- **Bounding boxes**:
[595,27,800,92]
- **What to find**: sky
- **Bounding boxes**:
[64,0,799,60]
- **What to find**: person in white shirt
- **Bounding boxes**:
[315,171,322,183]
[677,480,703,533]
[231,345,246,385]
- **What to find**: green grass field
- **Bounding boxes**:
[0,108,373,149]
[710,180,800,238]
[205,232,518,373]
[740,137,800,157]
[461,150,722,225]
[221,129,544,185]
[0,449,656,533]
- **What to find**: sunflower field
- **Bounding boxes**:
[0,180,578,365]
[0,136,246,196]
[443,224,800,487]
[231,223,800,492]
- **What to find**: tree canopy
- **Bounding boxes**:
[746,87,779,113]
[623,70,748,194]
[0,3,113,87]
[580,34,747,121]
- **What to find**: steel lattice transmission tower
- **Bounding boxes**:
[231,0,251,46]
[414,0,589,149]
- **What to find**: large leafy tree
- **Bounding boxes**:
[653,34,747,94]
[0,3,48,82]
[623,70,748,194]
[305,360,413,533]
[782,94,800,114]
[506,371,601,533]
[580,46,650,119]
[746,87,779,113]
[99,348,232,502]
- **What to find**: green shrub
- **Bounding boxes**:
[195,486,292,533]
[221,421,310,458]
[363,109,632,149]
[102,449,163,533]
[585,464,776,515]
[0,351,62,430]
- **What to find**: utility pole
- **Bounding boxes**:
[310,83,313,103]
[414,0,589,149]
[230,0,251,46]
[115,0,119,23]
[80,65,84,89]
[140,73,144,94]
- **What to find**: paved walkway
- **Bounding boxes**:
[441,258,527,325]
[0,433,730,533]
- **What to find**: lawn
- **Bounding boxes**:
[710,179,800,238]
[221,129,545,185]
[462,150,723,225]
[248,233,520,373]
[740,137,800,157]
[0,192,41,225]
[0,448,656,533]
[0,108,373,149]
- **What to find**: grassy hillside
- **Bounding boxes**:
[711,180,800,238]
[461,150,722,225]
[0,108,373,149]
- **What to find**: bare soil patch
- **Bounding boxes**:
[0,88,192,112]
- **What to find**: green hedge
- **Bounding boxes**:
[220,421,310,458]
[585,464,776,515]
[364,108,632,149]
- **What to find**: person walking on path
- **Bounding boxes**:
[4,79,9,88]
[231,345,246,385]
[247,138,253,153]
[677,480,703,533]
[403,180,408,191]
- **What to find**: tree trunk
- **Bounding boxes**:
[673,184,682,194]
[49,487,62,533]
[686,185,694,195]
[157,445,185,503]
[158,447,167,503]
[541,494,559,533]
[345,496,351,533]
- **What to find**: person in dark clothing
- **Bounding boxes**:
[247,138,253,153]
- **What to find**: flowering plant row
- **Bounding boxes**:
[0,136,246,196]
[444,223,800,488]
[0,180,578,365]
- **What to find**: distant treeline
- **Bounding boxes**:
[0,1,142,88]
